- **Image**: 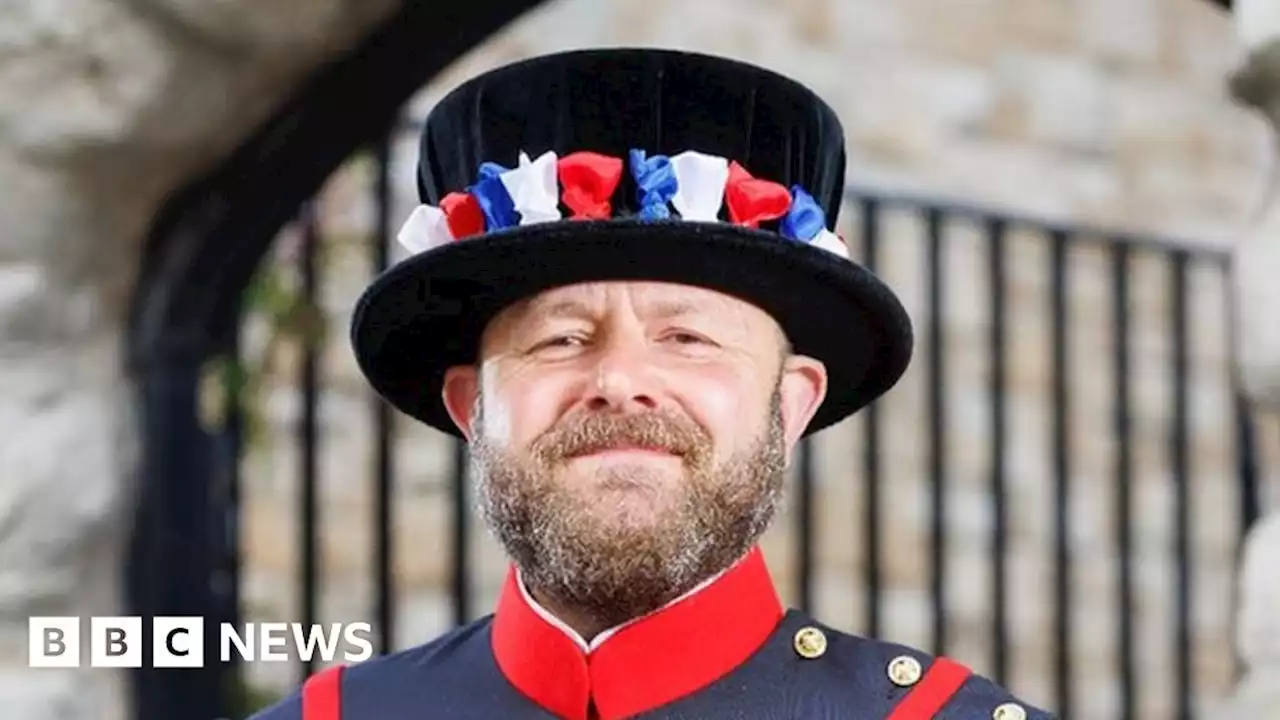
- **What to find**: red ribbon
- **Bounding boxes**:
[440,191,485,238]
[725,161,792,228]
[558,152,624,219]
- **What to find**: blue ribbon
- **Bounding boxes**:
[469,161,519,230]
[629,149,677,220]
[780,186,826,242]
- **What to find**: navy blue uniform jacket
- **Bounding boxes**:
[250,548,1053,719]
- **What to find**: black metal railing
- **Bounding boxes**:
[222,136,1268,720]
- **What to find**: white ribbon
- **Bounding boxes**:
[396,204,454,254]
[810,229,850,259]
[500,150,561,225]
[669,150,729,221]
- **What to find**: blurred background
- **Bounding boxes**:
[2,1,1278,719]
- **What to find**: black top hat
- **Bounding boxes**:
[350,48,913,437]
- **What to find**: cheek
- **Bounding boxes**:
[483,369,579,447]
[668,366,760,451]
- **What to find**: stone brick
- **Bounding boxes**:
[829,0,911,51]
[1078,0,1166,69]
[997,0,1077,53]
[909,0,1014,63]
[1173,0,1249,87]
[1001,52,1115,155]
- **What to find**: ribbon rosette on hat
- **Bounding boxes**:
[780,186,849,259]
[397,204,451,254]
[558,151,624,219]
[725,161,792,228]
[629,149,679,220]
[470,161,521,230]
[499,151,562,225]
[669,151,730,221]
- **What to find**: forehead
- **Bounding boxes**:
[501,281,763,322]
[482,281,787,340]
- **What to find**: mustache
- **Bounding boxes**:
[530,410,710,461]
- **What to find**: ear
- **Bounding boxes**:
[441,365,480,442]
[776,354,828,459]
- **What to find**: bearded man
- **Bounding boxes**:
[252,48,1052,720]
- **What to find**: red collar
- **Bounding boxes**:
[491,547,784,720]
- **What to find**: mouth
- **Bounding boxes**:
[566,444,680,460]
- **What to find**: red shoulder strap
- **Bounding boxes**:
[301,665,344,720]
[886,657,972,720]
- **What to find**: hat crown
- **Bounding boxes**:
[417,48,847,227]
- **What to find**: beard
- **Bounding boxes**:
[470,390,788,630]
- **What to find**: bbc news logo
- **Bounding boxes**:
[29,617,374,668]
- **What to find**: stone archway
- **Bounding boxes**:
[0,2,546,719]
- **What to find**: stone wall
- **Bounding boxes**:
[0,2,397,719]
[1215,7,1280,715]
[234,1,1280,719]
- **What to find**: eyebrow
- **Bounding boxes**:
[529,300,594,320]
[523,297,709,322]
[645,299,704,319]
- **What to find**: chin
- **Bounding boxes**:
[585,499,673,535]
[560,459,682,490]
[586,476,680,521]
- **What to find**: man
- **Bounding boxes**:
[252,48,1052,719]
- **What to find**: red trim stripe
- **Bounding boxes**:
[301,665,344,720]
[886,657,972,720]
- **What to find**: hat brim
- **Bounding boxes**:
[350,219,913,437]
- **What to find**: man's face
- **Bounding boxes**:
[442,281,827,626]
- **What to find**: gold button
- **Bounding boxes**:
[993,703,1027,720]
[793,626,827,658]
[887,655,923,687]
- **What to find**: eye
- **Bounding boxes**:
[662,330,714,346]
[530,334,588,352]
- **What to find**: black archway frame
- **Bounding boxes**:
[123,3,548,718]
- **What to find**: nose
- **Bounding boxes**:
[584,334,661,414]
